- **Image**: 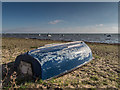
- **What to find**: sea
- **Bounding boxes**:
[2,33,120,44]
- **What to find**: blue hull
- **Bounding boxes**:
[14,41,93,80]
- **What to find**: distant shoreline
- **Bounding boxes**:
[2,33,119,44]
[2,37,120,46]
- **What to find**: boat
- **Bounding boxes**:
[48,34,52,37]
[14,41,93,80]
[107,34,111,37]
[105,34,112,40]
[39,34,41,36]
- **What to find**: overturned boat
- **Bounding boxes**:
[14,41,93,80]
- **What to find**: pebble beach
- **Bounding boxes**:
[2,37,120,89]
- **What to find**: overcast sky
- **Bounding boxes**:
[2,2,118,33]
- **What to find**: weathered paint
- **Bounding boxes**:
[14,41,92,80]
[19,61,33,76]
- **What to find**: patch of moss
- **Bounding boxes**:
[81,80,91,85]
[94,55,101,59]
[2,45,6,49]
[90,76,99,81]
[49,78,56,83]
[19,85,27,89]
[38,79,43,84]
[64,83,68,86]
[24,81,33,86]
[30,46,38,49]
[102,80,108,85]
[43,82,48,86]
[109,76,116,81]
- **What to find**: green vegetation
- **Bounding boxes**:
[90,76,99,81]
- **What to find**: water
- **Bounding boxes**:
[2,33,119,44]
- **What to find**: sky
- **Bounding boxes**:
[0,2,1,33]
[2,2,118,33]
[1,0,120,2]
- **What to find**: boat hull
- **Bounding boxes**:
[14,41,92,80]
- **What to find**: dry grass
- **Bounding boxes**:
[2,37,119,89]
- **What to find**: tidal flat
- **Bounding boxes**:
[2,37,120,89]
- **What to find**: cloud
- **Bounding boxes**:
[96,24,103,27]
[48,20,63,24]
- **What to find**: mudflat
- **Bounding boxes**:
[2,37,119,89]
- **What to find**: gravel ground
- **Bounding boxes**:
[2,37,120,89]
